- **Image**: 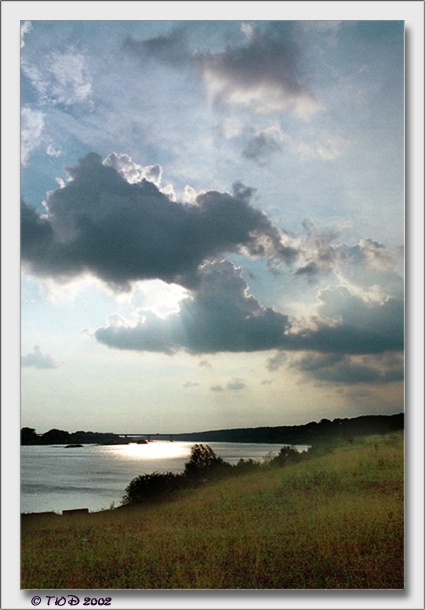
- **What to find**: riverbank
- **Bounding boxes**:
[21,431,404,589]
[21,413,404,445]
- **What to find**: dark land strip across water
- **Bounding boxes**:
[21,412,404,446]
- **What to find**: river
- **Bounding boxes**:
[21,441,309,514]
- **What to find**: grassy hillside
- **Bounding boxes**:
[21,432,404,590]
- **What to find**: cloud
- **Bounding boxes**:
[21,152,297,290]
[21,106,45,166]
[223,119,349,164]
[103,152,162,186]
[293,222,401,295]
[266,351,287,371]
[95,260,290,355]
[183,381,199,388]
[93,250,403,357]
[21,153,403,359]
[210,385,224,392]
[286,284,404,354]
[242,126,284,162]
[222,117,245,140]
[210,378,246,392]
[295,261,320,281]
[46,143,62,158]
[21,21,32,48]
[124,27,193,67]
[227,379,246,391]
[197,24,322,118]
[340,239,397,273]
[291,352,404,385]
[21,48,93,108]
[21,345,58,369]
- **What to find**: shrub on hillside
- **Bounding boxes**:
[270,445,303,467]
[232,458,262,475]
[122,471,185,505]
[184,444,232,482]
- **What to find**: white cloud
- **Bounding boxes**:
[183,185,200,204]
[46,143,62,158]
[222,117,245,140]
[241,23,255,40]
[202,67,321,118]
[20,21,32,48]
[21,106,45,166]
[22,48,93,108]
[103,152,157,185]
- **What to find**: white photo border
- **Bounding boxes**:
[2,1,424,608]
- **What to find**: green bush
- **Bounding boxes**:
[122,471,185,505]
[270,445,303,467]
[184,444,232,482]
[232,458,261,475]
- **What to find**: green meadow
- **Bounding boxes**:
[21,432,404,590]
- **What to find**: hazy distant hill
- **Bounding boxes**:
[21,413,404,446]
[172,413,404,445]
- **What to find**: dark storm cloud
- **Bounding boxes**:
[94,259,403,357]
[22,154,403,359]
[291,352,404,385]
[95,260,291,355]
[21,345,57,369]
[285,303,404,354]
[197,24,321,117]
[310,285,404,353]
[21,153,296,290]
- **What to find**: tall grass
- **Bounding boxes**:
[21,432,404,589]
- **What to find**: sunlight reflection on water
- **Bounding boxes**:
[111,441,192,461]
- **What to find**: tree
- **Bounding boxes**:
[184,444,231,481]
[40,429,71,444]
[21,427,40,445]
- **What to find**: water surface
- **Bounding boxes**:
[21,441,309,513]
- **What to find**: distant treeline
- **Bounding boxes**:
[21,413,404,446]
[172,413,404,445]
[21,427,122,446]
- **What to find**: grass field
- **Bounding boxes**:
[21,432,404,590]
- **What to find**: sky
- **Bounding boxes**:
[20,19,405,434]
